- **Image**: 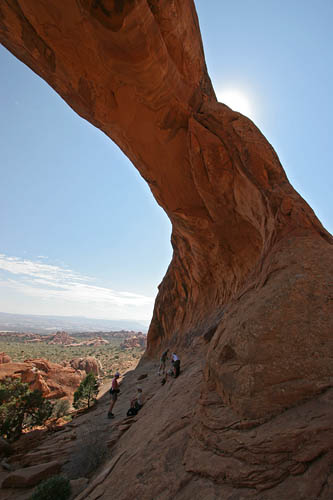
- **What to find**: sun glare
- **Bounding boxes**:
[216,89,253,118]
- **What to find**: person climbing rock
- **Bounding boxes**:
[108,371,120,418]
[158,348,169,376]
[171,353,181,378]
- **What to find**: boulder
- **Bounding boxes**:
[69,357,101,376]
[2,461,61,488]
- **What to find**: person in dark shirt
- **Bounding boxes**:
[158,348,169,376]
[107,371,120,418]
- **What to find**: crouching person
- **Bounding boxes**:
[127,387,145,416]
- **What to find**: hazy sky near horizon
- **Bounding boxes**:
[0,0,332,322]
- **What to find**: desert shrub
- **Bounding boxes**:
[0,377,53,441]
[30,475,71,500]
[51,399,70,419]
[73,373,99,409]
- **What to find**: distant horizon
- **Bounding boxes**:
[0,310,149,334]
[0,309,150,325]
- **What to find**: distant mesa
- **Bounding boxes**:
[0,330,145,347]
[23,330,77,345]
[47,331,77,345]
[65,335,110,347]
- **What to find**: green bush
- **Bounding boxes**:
[30,475,71,500]
[0,377,53,441]
[51,399,70,419]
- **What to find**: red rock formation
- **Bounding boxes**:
[65,336,109,347]
[0,352,11,364]
[47,331,77,345]
[88,336,109,346]
[0,358,84,400]
[120,334,146,349]
[69,356,101,376]
[0,1,332,497]
[79,336,109,346]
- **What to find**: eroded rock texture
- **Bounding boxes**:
[1,1,332,497]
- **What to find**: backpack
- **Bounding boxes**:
[127,407,138,417]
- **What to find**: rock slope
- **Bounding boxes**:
[0,1,332,497]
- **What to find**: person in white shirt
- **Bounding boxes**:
[171,353,180,378]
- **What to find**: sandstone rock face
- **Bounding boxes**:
[0,358,84,400]
[0,0,332,497]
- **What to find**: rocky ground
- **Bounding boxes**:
[0,354,199,499]
[0,357,168,499]
[2,345,333,499]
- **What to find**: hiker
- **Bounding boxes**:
[127,387,145,416]
[161,354,180,385]
[108,371,120,419]
[171,353,180,378]
[158,348,169,375]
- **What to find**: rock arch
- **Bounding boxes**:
[1,2,333,496]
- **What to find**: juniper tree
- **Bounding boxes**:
[73,373,99,409]
[0,377,53,441]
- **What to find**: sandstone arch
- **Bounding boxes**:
[1,1,332,497]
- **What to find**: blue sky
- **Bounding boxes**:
[0,0,332,322]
